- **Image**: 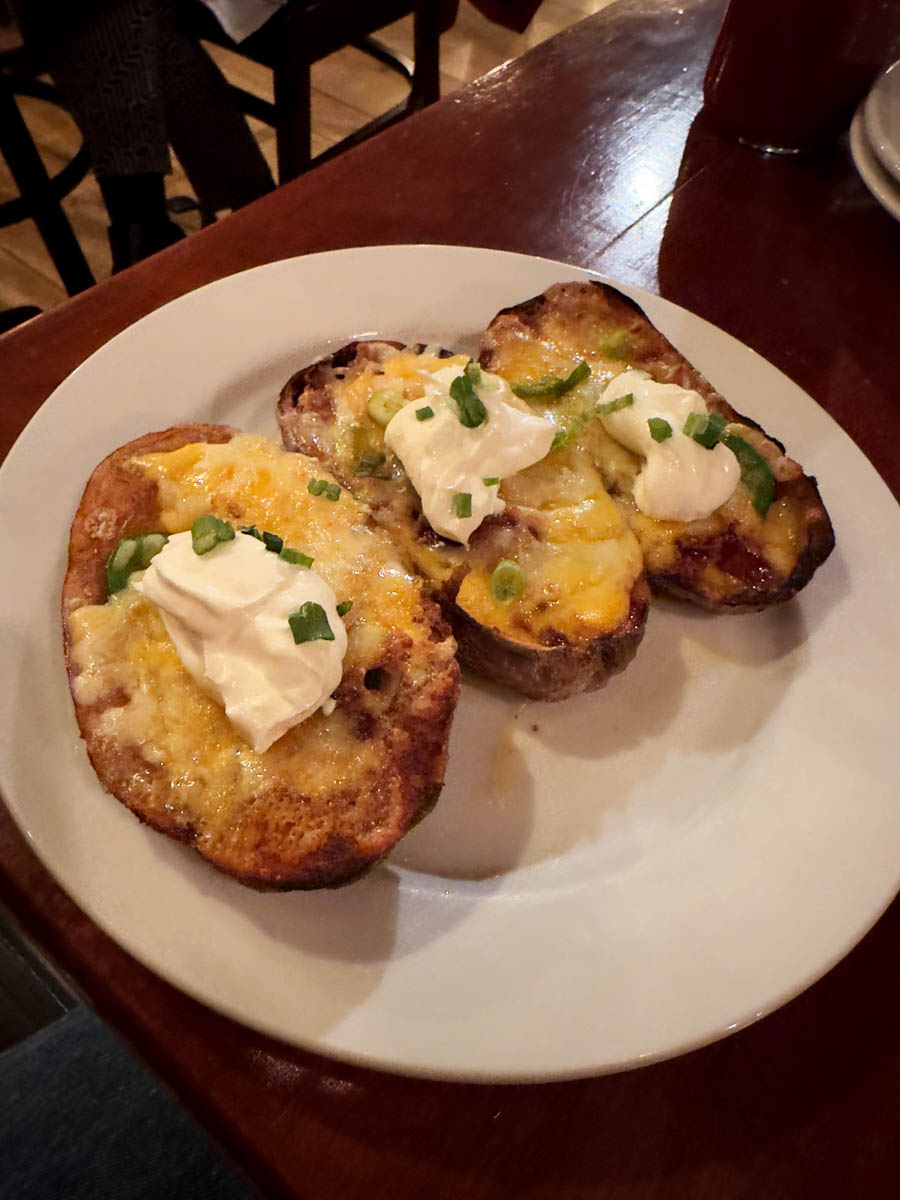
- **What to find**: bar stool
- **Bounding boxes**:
[183,0,448,183]
[0,46,94,295]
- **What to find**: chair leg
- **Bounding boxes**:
[272,42,312,184]
[0,83,94,295]
[411,1,441,108]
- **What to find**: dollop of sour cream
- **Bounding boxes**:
[599,370,740,522]
[383,363,555,543]
[134,531,347,753]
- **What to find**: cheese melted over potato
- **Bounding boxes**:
[316,348,644,641]
[482,303,806,589]
[67,434,448,845]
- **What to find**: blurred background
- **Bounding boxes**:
[0,0,614,315]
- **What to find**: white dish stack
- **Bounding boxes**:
[851,59,900,221]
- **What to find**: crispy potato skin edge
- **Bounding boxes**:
[445,578,651,701]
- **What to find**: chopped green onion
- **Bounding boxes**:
[598,329,631,360]
[596,391,634,416]
[367,389,406,426]
[683,411,728,449]
[491,559,525,604]
[106,538,138,595]
[262,530,284,554]
[721,432,775,516]
[453,492,472,519]
[354,450,388,478]
[551,392,634,451]
[483,476,500,487]
[415,406,435,421]
[551,414,591,451]
[106,530,170,594]
[279,546,314,567]
[648,417,673,443]
[336,599,353,617]
[288,602,335,644]
[511,360,591,401]
[240,525,263,541]
[308,479,340,501]
[191,514,235,556]
[449,362,488,428]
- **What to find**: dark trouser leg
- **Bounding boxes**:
[19,0,173,178]
[162,0,275,213]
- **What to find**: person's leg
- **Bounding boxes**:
[161,0,275,215]
[0,1007,255,1198]
[13,0,185,269]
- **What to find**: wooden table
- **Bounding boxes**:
[3,1,900,1195]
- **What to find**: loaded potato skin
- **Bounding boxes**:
[278,341,650,701]
[62,424,459,889]
[480,282,834,611]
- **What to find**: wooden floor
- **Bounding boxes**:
[0,1,614,315]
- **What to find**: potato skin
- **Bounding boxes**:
[278,343,650,701]
[480,281,835,612]
[445,583,649,701]
[62,425,459,890]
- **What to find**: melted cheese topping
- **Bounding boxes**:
[67,434,431,834]
[329,348,644,639]
[481,317,805,592]
[456,448,643,636]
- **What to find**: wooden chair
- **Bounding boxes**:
[0,45,94,295]
[182,0,451,183]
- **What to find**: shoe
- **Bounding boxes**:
[107,219,186,273]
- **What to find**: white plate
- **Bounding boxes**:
[850,106,900,221]
[1,245,898,1083]
[863,58,900,184]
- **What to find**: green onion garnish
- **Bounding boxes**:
[551,392,634,450]
[336,599,353,617]
[491,559,525,603]
[279,546,314,567]
[598,329,631,360]
[308,479,341,501]
[240,525,263,541]
[683,411,728,449]
[288,602,335,644]
[367,389,406,427]
[511,360,591,401]
[107,534,167,595]
[191,514,235,556]
[721,432,776,516]
[453,492,473,519]
[354,450,388,478]
[415,406,435,421]
[262,530,283,554]
[648,417,673,443]
[135,532,167,566]
[449,362,488,428]
[596,391,634,416]
[483,476,500,487]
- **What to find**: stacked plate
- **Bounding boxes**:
[851,59,900,221]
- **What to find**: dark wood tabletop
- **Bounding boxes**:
[2,1,900,1196]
